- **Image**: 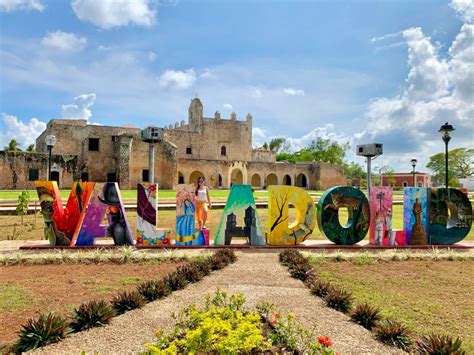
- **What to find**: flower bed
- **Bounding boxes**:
[146,290,336,354]
[279,249,466,354]
[1,249,237,353]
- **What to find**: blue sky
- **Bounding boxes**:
[0,0,472,173]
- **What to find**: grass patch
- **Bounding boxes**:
[314,260,474,352]
[0,285,34,312]
[120,276,143,286]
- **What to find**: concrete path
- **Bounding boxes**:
[31,251,402,354]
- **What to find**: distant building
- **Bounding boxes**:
[382,172,431,188]
[0,98,347,190]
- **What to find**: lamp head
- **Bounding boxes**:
[45,135,57,148]
[439,122,455,143]
[411,158,417,168]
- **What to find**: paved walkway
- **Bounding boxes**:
[32,251,402,354]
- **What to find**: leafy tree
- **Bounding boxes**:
[262,142,269,150]
[427,148,472,185]
[16,190,30,225]
[26,144,35,152]
[276,152,296,163]
[4,139,22,151]
[269,137,286,152]
[304,138,350,165]
[343,161,367,179]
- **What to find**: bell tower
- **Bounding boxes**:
[188,97,203,133]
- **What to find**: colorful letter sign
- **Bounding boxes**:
[369,187,396,246]
[267,186,316,245]
[175,184,208,246]
[403,187,429,245]
[135,183,173,246]
[317,186,370,245]
[215,184,264,245]
[71,183,133,246]
[429,188,472,245]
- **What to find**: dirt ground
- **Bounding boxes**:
[0,262,182,345]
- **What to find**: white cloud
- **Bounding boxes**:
[0,0,44,12]
[223,103,233,110]
[41,31,87,52]
[252,127,267,147]
[159,69,196,90]
[370,31,403,43]
[71,0,157,29]
[283,87,305,96]
[148,51,157,62]
[61,93,97,121]
[200,68,216,79]
[451,0,474,24]
[251,124,349,152]
[357,17,474,172]
[0,114,46,149]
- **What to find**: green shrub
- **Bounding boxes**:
[374,319,412,351]
[15,312,69,352]
[111,291,145,315]
[215,249,237,263]
[192,259,212,276]
[324,287,353,313]
[310,279,332,298]
[350,303,381,330]
[70,300,116,332]
[415,334,465,354]
[146,290,271,354]
[176,264,204,283]
[137,280,163,302]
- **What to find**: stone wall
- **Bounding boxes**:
[0,151,77,190]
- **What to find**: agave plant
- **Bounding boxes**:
[324,287,353,313]
[111,291,145,315]
[309,279,332,298]
[350,303,382,330]
[374,319,412,351]
[70,300,116,332]
[137,280,163,302]
[415,334,465,354]
[16,312,69,352]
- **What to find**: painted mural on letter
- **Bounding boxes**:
[175,184,208,246]
[135,183,173,246]
[429,188,472,245]
[317,186,370,245]
[267,185,316,245]
[71,183,133,246]
[369,187,399,246]
[214,184,264,245]
[403,187,429,245]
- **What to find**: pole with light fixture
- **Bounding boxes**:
[411,159,417,187]
[438,122,455,197]
[45,135,57,181]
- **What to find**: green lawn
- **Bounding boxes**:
[315,260,474,352]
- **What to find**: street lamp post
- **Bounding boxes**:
[45,135,57,181]
[438,122,455,195]
[411,159,417,187]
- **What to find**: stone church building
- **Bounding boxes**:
[0,98,346,190]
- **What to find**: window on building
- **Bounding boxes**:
[107,173,117,182]
[89,138,100,151]
[81,172,89,182]
[221,146,226,156]
[51,171,60,183]
[178,175,184,184]
[111,135,117,142]
[186,146,192,155]
[28,169,39,181]
[402,181,408,187]
[142,169,149,182]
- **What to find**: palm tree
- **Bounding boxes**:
[26,144,35,152]
[4,139,22,151]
